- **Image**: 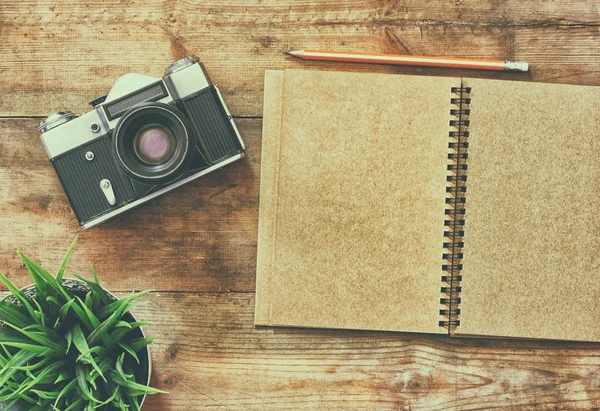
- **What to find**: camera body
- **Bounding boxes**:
[39,57,245,228]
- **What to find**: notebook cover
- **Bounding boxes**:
[255,69,460,333]
[456,78,600,342]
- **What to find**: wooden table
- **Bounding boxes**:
[2,1,600,409]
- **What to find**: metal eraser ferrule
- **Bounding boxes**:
[504,61,529,72]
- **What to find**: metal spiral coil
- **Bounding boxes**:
[440,86,471,330]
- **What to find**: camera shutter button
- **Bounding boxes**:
[100,179,116,206]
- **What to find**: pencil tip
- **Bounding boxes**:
[283,51,291,55]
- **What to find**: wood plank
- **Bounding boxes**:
[0,118,261,292]
[3,290,600,410]
[2,1,600,116]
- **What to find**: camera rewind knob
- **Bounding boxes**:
[164,56,200,76]
[38,112,75,132]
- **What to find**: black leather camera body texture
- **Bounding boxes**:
[52,136,136,224]
[177,87,244,165]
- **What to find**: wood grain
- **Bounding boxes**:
[3,290,600,411]
[3,1,600,409]
[2,1,600,116]
[0,118,260,293]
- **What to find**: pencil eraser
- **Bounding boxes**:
[518,62,529,72]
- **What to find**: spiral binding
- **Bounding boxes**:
[439,85,471,330]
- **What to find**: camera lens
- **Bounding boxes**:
[134,126,174,164]
[113,102,195,184]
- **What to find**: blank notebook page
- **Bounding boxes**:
[255,70,459,333]
[457,78,600,341]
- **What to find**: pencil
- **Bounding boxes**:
[284,50,529,72]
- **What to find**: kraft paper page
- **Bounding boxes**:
[457,78,600,341]
[255,69,459,333]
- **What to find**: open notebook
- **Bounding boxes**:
[255,69,600,342]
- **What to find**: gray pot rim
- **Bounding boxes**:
[1,278,152,410]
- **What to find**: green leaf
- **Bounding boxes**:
[2,321,65,353]
[86,311,117,346]
[84,292,93,311]
[75,296,114,348]
[46,296,61,307]
[57,236,77,283]
[65,329,72,353]
[96,356,114,374]
[85,367,98,391]
[0,300,31,328]
[53,378,77,409]
[118,342,139,364]
[88,291,151,348]
[95,384,121,407]
[0,350,38,387]
[130,335,157,353]
[17,250,71,301]
[54,369,73,384]
[76,364,102,403]
[0,342,51,355]
[1,398,20,411]
[109,321,155,344]
[71,324,90,358]
[0,271,39,324]
[115,321,132,329]
[0,326,37,345]
[31,389,60,399]
[109,369,167,395]
[75,297,101,328]
[63,398,84,411]
[71,324,106,381]
[68,302,95,332]
[96,290,151,320]
[115,353,133,379]
[16,250,58,303]
[90,263,100,285]
[31,298,49,327]
[59,298,76,320]
[114,397,130,411]
[7,360,66,400]
[130,393,142,411]
[11,356,49,371]
[0,381,21,400]
[72,270,113,307]
[76,346,108,363]
[22,323,62,342]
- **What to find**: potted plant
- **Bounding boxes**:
[0,239,165,410]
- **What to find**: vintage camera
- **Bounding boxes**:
[39,57,245,228]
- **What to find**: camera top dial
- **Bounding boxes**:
[164,56,200,76]
[39,112,75,133]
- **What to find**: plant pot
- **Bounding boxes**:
[0,279,152,410]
